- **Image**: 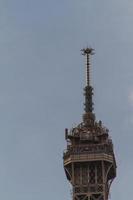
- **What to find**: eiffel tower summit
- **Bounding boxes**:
[63,48,117,200]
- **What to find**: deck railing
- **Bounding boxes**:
[63,143,113,159]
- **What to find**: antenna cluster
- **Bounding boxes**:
[81,47,94,56]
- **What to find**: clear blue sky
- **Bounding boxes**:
[0,0,132,199]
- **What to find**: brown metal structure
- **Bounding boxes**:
[63,48,116,200]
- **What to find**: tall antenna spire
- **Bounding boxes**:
[81,47,94,114]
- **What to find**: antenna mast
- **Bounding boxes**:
[81,47,94,114]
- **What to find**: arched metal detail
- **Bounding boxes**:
[64,166,72,180]
[104,164,114,200]
[108,178,114,189]
[105,164,113,181]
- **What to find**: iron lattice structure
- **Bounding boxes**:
[63,48,116,200]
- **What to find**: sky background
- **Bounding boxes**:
[0,0,133,199]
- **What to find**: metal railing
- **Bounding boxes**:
[64,143,113,159]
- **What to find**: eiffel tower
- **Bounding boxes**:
[63,48,116,200]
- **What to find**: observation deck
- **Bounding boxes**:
[63,143,115,166]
